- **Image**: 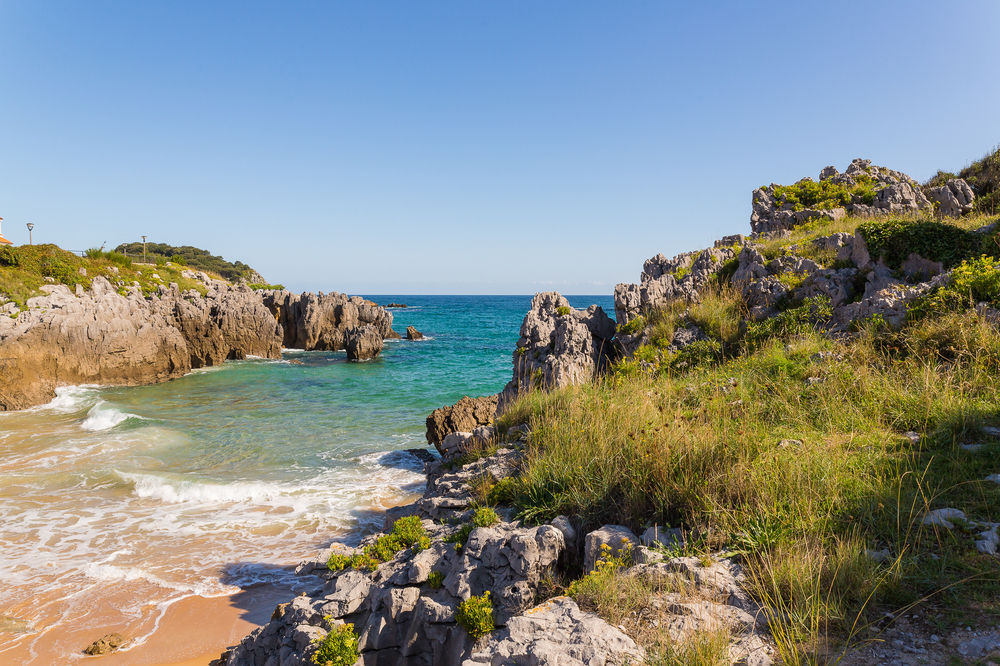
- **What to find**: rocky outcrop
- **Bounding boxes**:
[926,178,976,217]
[406,326,425,340]
[346,325,384,361]
[614,246,737,326]
[262,290,394,351]
[503,293,615,400]
[0,274,282,411]
[220,444,657,666]
[426,396,499,449]
[751,158,933,234]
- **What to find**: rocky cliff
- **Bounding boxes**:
[0,272,395,410]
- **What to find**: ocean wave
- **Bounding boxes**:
[120,472,298,505]
[81,401,141,431]
[31,385,101,414]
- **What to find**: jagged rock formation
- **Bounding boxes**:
[926,178,976,217]
[614,245,738,326]
[501,293,615,402]
[751,158,936,234]
[346,325,384,361]
[406,326,425,340]
[0,271,396,410]
[262,290,394,351]
[0,273,281,410]
[425,396,499,450]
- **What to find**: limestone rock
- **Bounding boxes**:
[503,292,615,400]
[463,596,643,666]
[345,324,383,361]
[262,290,394,351]
[405,325,425,340]
[926,178,975,217]
[584,525,638,573]
[425,395,499,448]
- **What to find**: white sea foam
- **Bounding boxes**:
[81,401,138,431]
[121,472,297,505]
[31,385,100,414]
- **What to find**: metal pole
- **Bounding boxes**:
[26,223,34,245]
[141,235,147,263]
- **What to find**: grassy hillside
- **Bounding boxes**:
[0,244,221,307]
[491,212,1000,662]
[113,242,262,282]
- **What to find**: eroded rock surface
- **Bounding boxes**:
[425,396,499,450]
[262,290,394,351]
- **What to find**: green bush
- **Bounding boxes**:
[446,523,474,550]
[857,219,997,270]
[487,477,522,505]
[914,255,1000,316]
[247,282,285,291]
[556,305,571,316]
[959,145,1000,213]
[427,570,444,589]
[0,246,19,267]
[769,174,879,212]
[113,241,261,281]
[472,506,501,528]
[456,592,495,639]
[326,517,427,572]
[170,254,187,265]
[311,621,359,666]
[154,255,168,267]
[617,315,646,335]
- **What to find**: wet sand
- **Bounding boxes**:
[3,584,294,666]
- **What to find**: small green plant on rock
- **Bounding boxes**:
[472,506,501,528]
[427,570,444,589]
[617,315,646,335]
[326,516,427,571]
[556,305,571,316]
[311,620,360,666]
[456,591,495,640]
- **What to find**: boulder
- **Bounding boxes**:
[345,325,383,361]
[405,325,425,340]
[463,596,643,666]
[926,178,975,217]
[584,525,638,573]
[262,290,394,350]
[425,395,499,447]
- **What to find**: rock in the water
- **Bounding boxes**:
[425,395,499,447]
[262,290,394,351]
[83,633,129,655]
[406,325,425,340]
[345,324,383,361]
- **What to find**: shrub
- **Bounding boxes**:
[170,254,187,265]
[487,476,521,505]
[472,506,500,528]
[391,516,426,547]
[311,621,360,666]
[914,255,1000,316]
[556,305,571,316]
[154,255,168,267]
[0,246,19,267]
[959,145,1000,213]
[446,523,474,550]
[456,592,494,640]
[427,570,444,589]
[248,282,285,291]
[617,315,646,335]
[857,218,997,270]
[769,174,879,212]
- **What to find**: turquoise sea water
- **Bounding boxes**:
[0,294,613,660]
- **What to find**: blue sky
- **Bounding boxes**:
[1,2,998,294]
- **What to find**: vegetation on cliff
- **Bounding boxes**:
[113,241,262,282]
[494,208,1000,660]
[928,145,1000,214]
[0,243,221,307]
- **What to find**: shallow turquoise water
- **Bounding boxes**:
[0,294,613,659]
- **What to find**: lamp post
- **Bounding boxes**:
[26,223,34,245]
[141,235,147,263]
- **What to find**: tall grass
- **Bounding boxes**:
[498,308,1000,655]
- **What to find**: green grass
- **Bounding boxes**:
[0,243,221,307]
[498,303,1000,655]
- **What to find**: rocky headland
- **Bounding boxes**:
[0,270,396,411]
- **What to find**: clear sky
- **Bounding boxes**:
[1,2,998,294]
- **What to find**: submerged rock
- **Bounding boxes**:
[83,632,129,655]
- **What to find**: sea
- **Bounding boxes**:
[0,294,613,661]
